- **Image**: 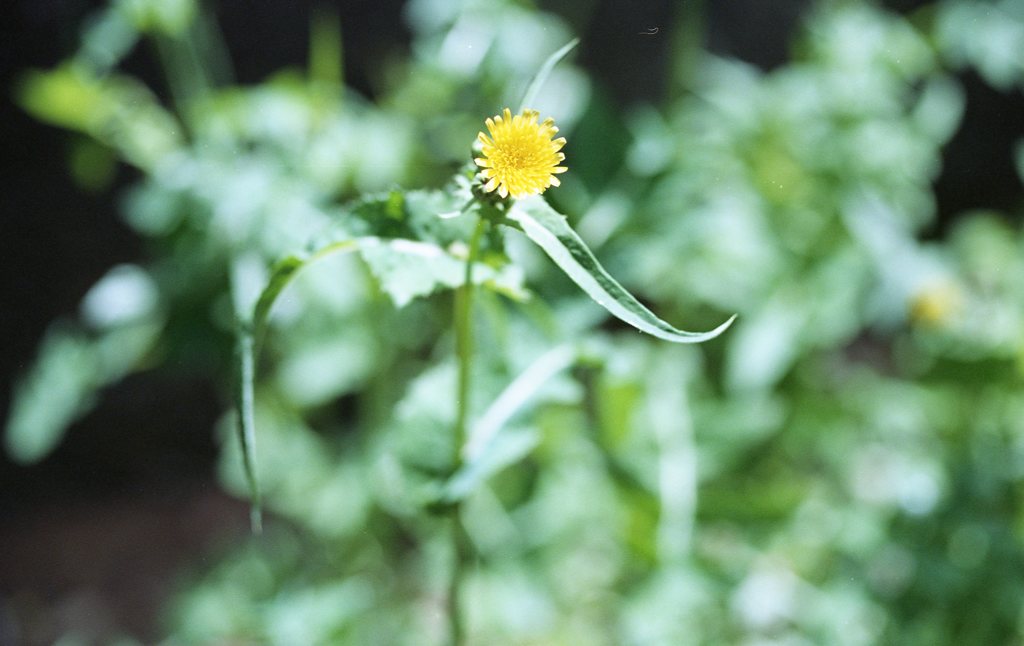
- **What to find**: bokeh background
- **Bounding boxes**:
[3,0,1024,644]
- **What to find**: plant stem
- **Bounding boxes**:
[670,0,706,99]
[453,218,487,463]
[448,217,486,646]
[446,517,467,646]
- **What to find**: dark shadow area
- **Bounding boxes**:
[932,70,1024,232]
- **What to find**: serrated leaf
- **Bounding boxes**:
[507,196,735,343]
[349,188,476,244]
[360,238,527,307]
[252,237,524,339]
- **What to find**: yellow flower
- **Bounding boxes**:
[909,280,962,326]
[474,108,567,199]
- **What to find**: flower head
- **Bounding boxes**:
[474,108,567,199]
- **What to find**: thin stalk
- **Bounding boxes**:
[447,217,486,646]
[446,518,467,646]
[670,0,706,100]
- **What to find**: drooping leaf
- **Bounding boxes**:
[234,232,527,525]
[236,238,364,530]
[252,240,362,347]
[507,196,735,343]
[234,327,262,533]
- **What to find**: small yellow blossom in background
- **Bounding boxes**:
[475,108,567,199]
[909,280,963,326]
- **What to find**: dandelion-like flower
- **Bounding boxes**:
[474,108,567,199]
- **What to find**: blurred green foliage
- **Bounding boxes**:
[9,0,1024,644]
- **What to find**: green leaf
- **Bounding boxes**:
[520,38,580,111]
[17,65,181,170]
[5,321,161,463]
[441,428,539,503]
[6,330,100,463]
[252,240,363,347]
[236,238,364,530]
[234,328,262,533]
[6,265,162,463]
[79,4,140,72]
[507,196,735,343]
[360,238,527,307]
[235,233,527,525]
[252,236,524,343]
[19,65,111,132]
[438,344,578,504]
[462,344,577,461]
[118,0,197,35]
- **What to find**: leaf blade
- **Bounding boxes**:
[519,38,579,111]
[252,239,365,346]
[234,327,262,533]
[235,232,526,527]
[507,196,735,343]
[236,237,367,532]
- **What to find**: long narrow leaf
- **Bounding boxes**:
[463,343,577,461]
[236,238,365,532]
[507,196,735,343]
[252,239,363,348]
[439,344,578,504]
[441,428,539,504]
[234,327,262,533]
[519,38,579,110]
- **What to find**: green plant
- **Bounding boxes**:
[10,1,1024,644]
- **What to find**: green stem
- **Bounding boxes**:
[448,216,486,646]
[446,518,467,646]
[670,0,706,99]
[452,218,487,464]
